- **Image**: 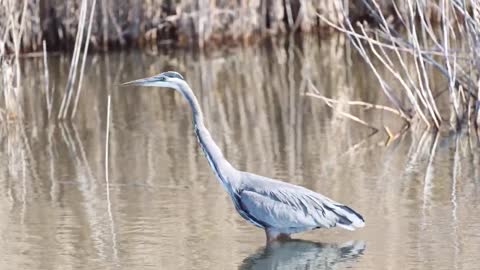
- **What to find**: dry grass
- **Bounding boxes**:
[0,0,351,52]
[311,0,480,132]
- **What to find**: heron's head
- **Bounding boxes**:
[122,71,186,90]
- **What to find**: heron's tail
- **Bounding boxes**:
[330,204,365,231]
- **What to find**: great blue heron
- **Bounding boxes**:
[122,71,365,242]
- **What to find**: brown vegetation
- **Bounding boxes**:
[309,0,480,133]
[0,0,400,53]
[0,0,343,52]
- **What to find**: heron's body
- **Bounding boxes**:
[123,71,365,242]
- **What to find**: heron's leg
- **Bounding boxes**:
[265,228,291,243]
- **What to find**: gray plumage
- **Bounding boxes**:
[122,71,365,242]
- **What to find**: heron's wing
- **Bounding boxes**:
[238,172,364,231]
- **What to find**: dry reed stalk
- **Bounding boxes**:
[477,79,480,129]
[104,93,118,260]
[342,17,414,123]
[356,24,425,124]
[319,0,480,131]
[363,0,441,127]
[406,1,441,128]
[0,0,29,120]
[57,0,97,120]
[58,0,88,119]
[105,94,111,185]
[42,40,52,119]
[71,0,97,119]
[12,0,28,90]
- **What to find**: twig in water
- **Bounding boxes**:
[307,83,379,132]
[306,92,411,123]
[384,122,410,146]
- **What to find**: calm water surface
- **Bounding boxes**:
[1,36,480,269]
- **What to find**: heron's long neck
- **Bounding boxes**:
[179,84,237,190]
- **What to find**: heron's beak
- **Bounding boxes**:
[121,76,158,87]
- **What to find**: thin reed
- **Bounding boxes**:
[312,1,480,132]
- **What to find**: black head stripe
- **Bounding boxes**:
[162,71,184,80]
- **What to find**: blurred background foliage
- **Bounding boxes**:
[1,0,399,52]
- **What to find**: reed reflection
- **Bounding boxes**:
[239,240,365,270]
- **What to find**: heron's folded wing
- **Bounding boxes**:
[239,189,338,230]
[239,172,365,230]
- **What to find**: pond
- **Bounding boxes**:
[1,35,480,269]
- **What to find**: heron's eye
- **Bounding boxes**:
[157,76,166,81]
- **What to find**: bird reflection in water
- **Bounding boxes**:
[239,240,365,270]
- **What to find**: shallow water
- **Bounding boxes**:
[1,36,480,269]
